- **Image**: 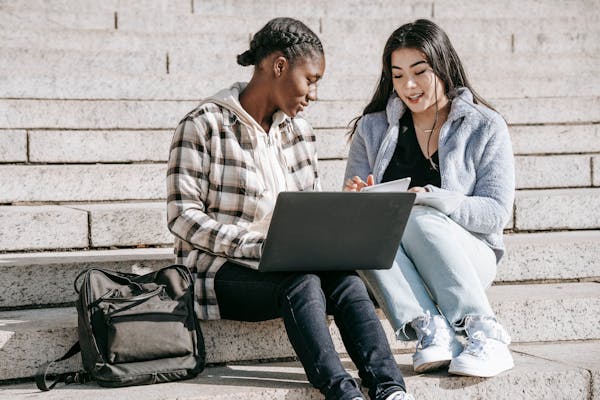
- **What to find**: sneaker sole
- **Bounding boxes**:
[414,359,451,373]
[448,360,514,378]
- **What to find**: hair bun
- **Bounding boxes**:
[236,49,256,66]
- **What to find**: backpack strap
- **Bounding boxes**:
[35,341,90,391]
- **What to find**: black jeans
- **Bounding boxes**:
[215,262,407,400]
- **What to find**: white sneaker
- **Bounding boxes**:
[448,315,514,378]
[385,391,415,400]
[410,311,463,373]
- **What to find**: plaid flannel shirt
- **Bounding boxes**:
[167,101,320,319]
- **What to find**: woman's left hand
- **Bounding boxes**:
[408,186,428,193]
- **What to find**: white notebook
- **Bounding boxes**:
[360,177,411,192]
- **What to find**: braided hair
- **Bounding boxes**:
[237,17,323,67]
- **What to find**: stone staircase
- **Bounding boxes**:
[1,0,599,398]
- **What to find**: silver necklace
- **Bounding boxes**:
[424,121,439,172]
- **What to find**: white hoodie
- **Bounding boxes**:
[201,82,290,232]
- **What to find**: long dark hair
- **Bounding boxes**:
[237,17,323,67]
[349,19,494,136]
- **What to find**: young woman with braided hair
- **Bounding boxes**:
[167,18,413,400]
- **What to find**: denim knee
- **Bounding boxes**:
[337,274,367,293]
[326,274,371,308]
[279,273,324,305]
[402,206,450,249]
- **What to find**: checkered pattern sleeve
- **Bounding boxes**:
[166,115,264,259]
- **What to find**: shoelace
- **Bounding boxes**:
[464,315,512,345]
[462,331,488,357]
[413,311,451,350]
[413,311,433,349]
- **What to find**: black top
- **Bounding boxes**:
[382,111,441,188]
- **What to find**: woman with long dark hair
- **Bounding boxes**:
[168,17,413,400]
[344,19,515,378]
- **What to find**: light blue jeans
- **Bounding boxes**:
[360,205,497,340]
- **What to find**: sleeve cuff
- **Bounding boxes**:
[239,237,266,259]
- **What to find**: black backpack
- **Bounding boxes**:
[36,265,205,390]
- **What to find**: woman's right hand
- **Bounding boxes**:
[343,174,374,192]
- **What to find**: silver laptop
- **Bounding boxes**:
[228,191,415,272]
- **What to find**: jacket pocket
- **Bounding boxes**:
[101,293,194,364]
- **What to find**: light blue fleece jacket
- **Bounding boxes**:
[344,87,515,261]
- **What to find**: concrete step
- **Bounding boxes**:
[2,29,596,87]
[2,342,600,398]
[0,0,191,15]
[317,155,600,191]
[336,152,597,189]
[0,124,595,168]
[1,186,599,251]
[0,2,197,33]
[0,249,174,308]
[0,164,167,203]
[499,231,600,283]
[0,8,114,31]
[2,15,597,56]
[433,0,597,18]
[510,124,600,155]
[3,0,594,21]
[5,129,343,164]
[116,13,320,37]
[0,151,596,203]
[0,30,250,53]
[2,124,597,168]
[595,156,600,185]
[0,202,172,252]
[0,282,598,381]
[3,70,598,101]
[511,341,600,398]
[0,163,340,203]
[0,48,167,76]
[71,203,172,248]
[114,13,600,56]
[116,12,320,35]
[26,130,174,163]
[514,154,593,189]
[192,0,596,19]
[1,230,599,308]
[0,205,89,251]
[317,73,600,100]
[0,45,291,78]
[0,130,27,162]
[194,0,432,19]
[324,51,600,79]
[0,99,196,130]
[304,97,600,129]
[0,72,247,101]
[321,17,600,59]
[1,97,598,131]
[515,188,600,230]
